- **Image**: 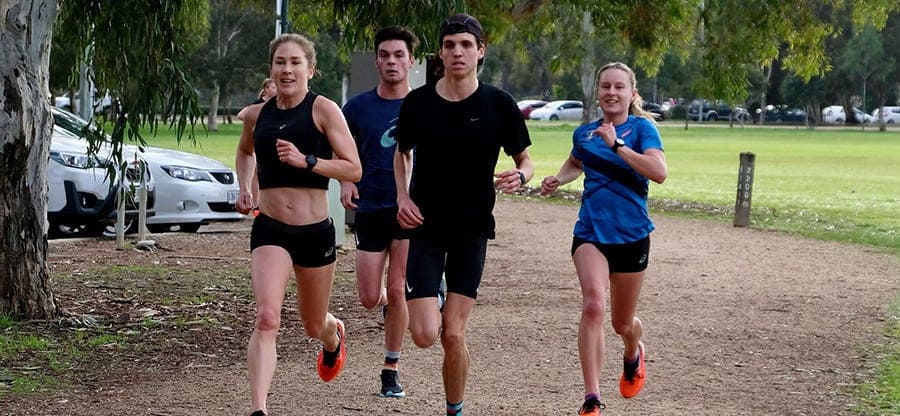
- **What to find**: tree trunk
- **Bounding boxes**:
[0,0,60,320]
[579,11,594,122]
[207,83,219,132]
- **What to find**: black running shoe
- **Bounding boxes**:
[578,397,606,415]
[250,410,266,416]
[379,369,406,398]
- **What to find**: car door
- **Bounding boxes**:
[561,102,583,120]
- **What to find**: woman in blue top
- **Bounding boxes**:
[540,62,667,416]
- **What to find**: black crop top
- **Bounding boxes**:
[254,91,332,190]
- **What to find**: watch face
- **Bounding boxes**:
[616,138,625,145]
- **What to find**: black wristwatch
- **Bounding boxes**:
[517,170,526,185]
[611,138,625,154]
[305,154,318,170]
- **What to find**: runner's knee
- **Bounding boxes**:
[410,326,439,348]
[582,298,606,322]
[254,307,281,332]
[440,327,466,351]
[358,289,382,309]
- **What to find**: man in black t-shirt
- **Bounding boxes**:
[393,13,533,416]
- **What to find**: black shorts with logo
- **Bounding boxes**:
[405,234,487,300]
[571,235,650,273]
[250,214,336,267]
[353,207,411,252]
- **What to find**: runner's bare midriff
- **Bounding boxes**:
[258,187,329,225]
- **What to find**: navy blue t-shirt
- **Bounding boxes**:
[342,88,404,212]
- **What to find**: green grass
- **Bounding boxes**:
[852,295,900,415]
[133,122,242,168]
[137,120,900,252]
[525,122,900,252]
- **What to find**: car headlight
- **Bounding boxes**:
[161,165,211,182]
[49,152,104,169]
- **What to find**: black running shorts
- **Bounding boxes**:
[353,208,411,252]
[250,214,336,267]
[571,235,650,273]
[405,235,487,300]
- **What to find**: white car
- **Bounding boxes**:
[528,100,584,121]
[52,107,244,233]
[871,106,900,124]
[48,128,155,237]
[822,105,872,124]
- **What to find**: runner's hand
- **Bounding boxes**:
[540,176,560,196]
[396,196,423,229]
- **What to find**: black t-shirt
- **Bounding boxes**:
[395,82,531,239]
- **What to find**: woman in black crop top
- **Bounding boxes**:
[235,33,361,416]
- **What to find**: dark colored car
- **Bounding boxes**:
[763,106,808,124]
[688,99,750,122]
[642,102,666,121]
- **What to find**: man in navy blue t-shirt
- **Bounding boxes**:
[340,26,420,399]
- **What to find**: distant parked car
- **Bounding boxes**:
[641,102,666,121]
[688,99,750,122]
[764,106,808,124]
[517,99,548,120]
[52,91,114,115]
[871,106,900,124]
[528,100,584,121]
[822,105,872,124]
[52,107,244,233]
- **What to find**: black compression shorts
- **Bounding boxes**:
[405,235,487,300]
[353,208,411,252]
[250,214,336,267]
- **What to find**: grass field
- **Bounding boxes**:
[139,120,900,253]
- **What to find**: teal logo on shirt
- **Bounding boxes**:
[380,117,399,148]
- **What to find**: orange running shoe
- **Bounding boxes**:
[316,319,346,382]
[578,397,605,415]
[619,341,646,398]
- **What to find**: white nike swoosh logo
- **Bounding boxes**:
[279,124,286,130]
[405,281,413,293]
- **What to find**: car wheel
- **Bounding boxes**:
[549,114,559,121]
[708,113,718,121]
[888,119,895,124]
[177,223,202,233]
[147,224,173,234]
[51,222,104,238]
[102,219,138,238]
[835,118,843,123]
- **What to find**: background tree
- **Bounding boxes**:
[837,23,890,124]
[1,0,208,320]
[188,0,270,131]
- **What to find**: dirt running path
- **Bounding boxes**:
[9,197,899,415]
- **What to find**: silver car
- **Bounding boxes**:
[134,145,243,232]
[51,107,244,233]
[48,128,155,237]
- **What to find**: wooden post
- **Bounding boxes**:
[734,152,755,227]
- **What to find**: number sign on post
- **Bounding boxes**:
[734,152,755,227]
